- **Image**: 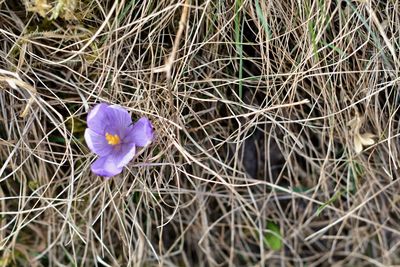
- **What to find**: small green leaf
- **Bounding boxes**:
[48,136,65,144]
[28,180,39,190]
[255,0,272,39]
[264,221,282,250]
[316,190,343,216]
[292,186,310,193]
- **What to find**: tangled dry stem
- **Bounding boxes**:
[0,0,400,266]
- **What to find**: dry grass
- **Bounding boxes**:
[1,0,400,266]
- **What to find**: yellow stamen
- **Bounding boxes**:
[105,133,121,145]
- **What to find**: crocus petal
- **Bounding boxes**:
[109,142,136,169]
[84,128,113,156]
[105,105,133,137]
[91,156,123,177]
[125,117,154,147]
[87,103,109,134]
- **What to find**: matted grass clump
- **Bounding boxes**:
[1,0,400,266]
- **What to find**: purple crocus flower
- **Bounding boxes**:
[84,103,154,178]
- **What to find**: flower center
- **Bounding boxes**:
[105,132,121,145]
